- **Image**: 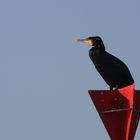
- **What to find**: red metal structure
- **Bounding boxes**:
[89,85,140,140]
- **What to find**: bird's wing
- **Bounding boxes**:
[104,52,133,79]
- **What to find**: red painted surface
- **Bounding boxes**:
[118,85,134,108]
[89,85,140,140]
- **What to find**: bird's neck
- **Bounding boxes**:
[89,45,105,64]
[91,44,105,52]
[95,44,105,51]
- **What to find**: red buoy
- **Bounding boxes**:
[89,85,140,140]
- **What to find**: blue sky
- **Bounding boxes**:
[0,0,140,139]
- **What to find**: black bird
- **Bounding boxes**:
[78,36,134,90]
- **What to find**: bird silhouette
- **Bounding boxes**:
[78,36,134,90]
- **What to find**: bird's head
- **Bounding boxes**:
[77,36,105,50]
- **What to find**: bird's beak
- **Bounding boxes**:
[77,39,86,42]
[77,38,93,46]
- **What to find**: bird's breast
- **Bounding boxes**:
[89,49,104,65]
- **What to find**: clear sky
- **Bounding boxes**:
[0,0,140,140]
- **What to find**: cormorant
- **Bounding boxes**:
[78,36,134,90]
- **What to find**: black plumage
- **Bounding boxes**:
[79,36,134,90]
